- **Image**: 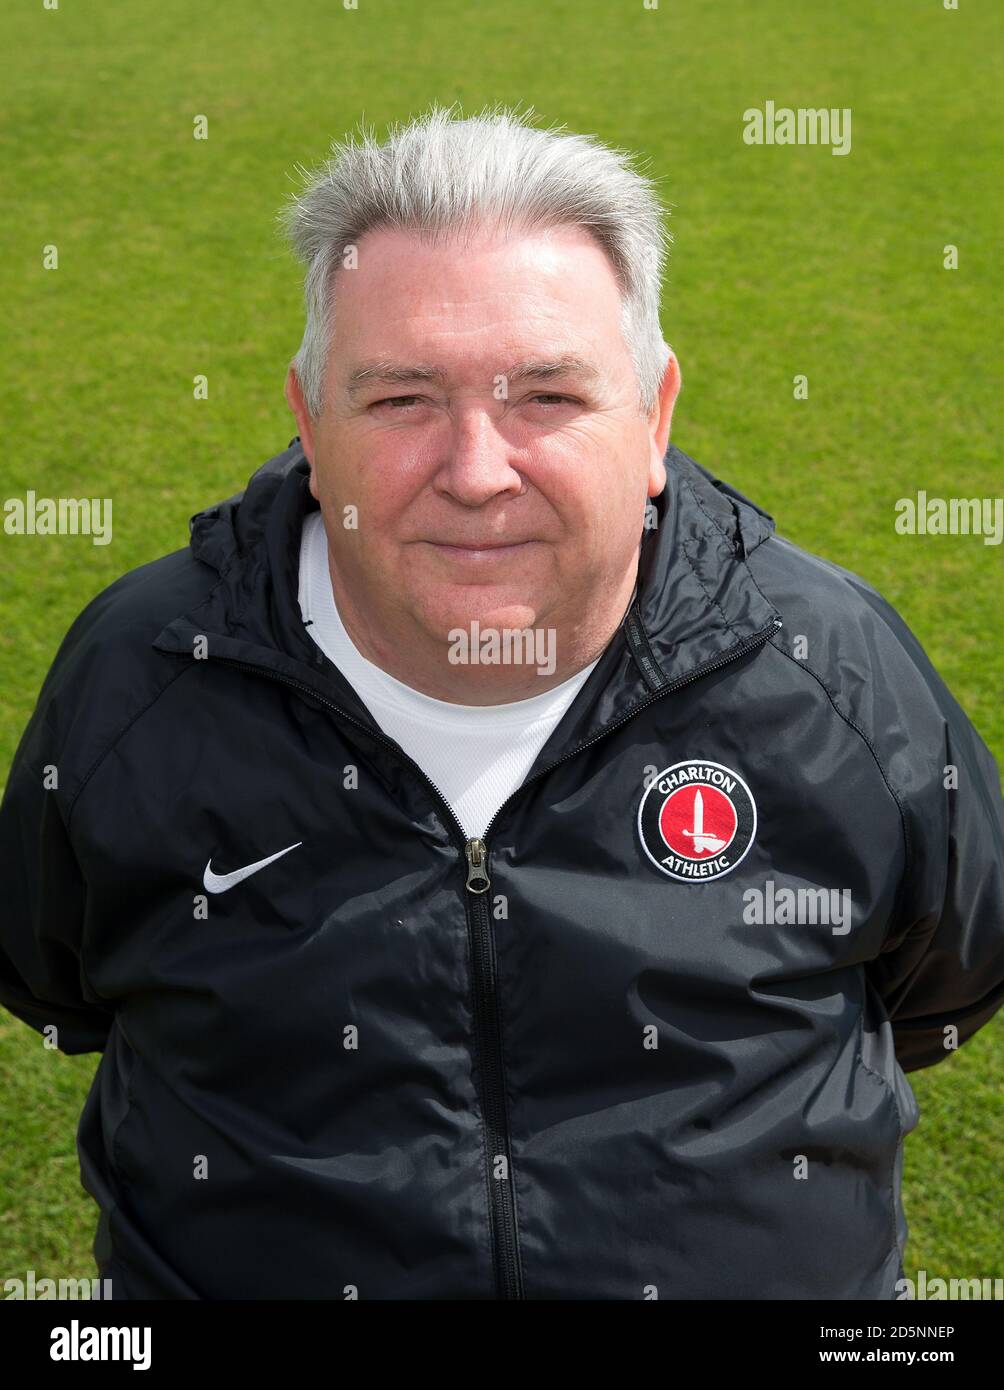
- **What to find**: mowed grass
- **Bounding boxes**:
[0,0,1001,1290]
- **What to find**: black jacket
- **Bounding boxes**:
[2,438,1002,1300]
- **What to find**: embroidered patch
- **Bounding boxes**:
[638,759,757,882]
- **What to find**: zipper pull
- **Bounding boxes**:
[464,838,491,894]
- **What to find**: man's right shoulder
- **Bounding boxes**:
[52,545,218,663]
[13,547,221,813]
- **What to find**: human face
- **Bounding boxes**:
[286,222,680,692]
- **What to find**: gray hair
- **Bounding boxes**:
[277,102,672,418]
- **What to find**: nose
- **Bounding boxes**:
[433,406,524,506]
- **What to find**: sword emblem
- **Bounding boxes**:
[680,789,727,855]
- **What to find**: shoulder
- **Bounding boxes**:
[59,546,217,648]
[747,531,995,809]
[748,531,949,704]
[16,547,221,812]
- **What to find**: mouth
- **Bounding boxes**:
[424,540,535,557]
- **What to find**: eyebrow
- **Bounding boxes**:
[345,355,604,398]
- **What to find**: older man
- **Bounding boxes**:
[1,106,1002,1301]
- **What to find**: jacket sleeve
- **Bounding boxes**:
[0,665,115,1056]
[859,588,1004,1074]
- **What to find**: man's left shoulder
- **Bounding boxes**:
[745,530,981,761]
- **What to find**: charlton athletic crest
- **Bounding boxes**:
[638,759,757,882]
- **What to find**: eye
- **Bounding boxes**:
[528,393,578,407]
[370,395,424,410]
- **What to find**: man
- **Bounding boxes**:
[1,105,1002,1301]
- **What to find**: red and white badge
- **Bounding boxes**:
[638,759,756,882]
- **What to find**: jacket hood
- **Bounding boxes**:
[152,438,782,752]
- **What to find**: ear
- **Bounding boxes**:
[284,365,320,500]
[646,348,682,497]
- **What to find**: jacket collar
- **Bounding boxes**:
[631,443,779,688]
[152,438,782,757]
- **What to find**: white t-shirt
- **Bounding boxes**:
[297,509,603,839]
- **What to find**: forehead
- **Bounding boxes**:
[328,222,628,367]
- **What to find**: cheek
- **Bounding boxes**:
[573,490,648,582]
[532,440,647,531]
[321,433,432,526]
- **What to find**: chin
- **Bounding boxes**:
[418,589,545,640]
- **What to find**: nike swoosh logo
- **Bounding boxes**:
[203,841,303,894]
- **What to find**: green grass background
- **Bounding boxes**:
[1,0,1000,1291]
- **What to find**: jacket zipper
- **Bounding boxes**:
[188,612,781,1299]
[462,836,523,1298]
